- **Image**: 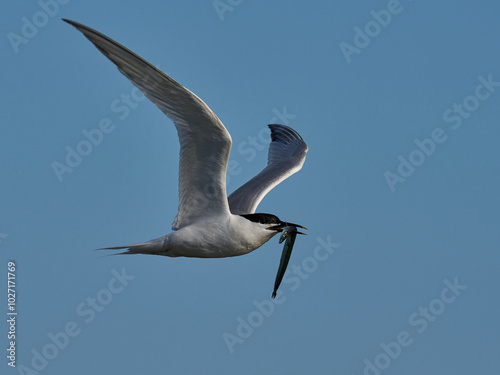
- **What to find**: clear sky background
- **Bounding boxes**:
[2,1,500,374]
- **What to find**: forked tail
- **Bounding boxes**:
[99,236,168,256]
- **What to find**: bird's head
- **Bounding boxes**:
[240,213,307,235]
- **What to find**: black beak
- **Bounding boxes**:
[266,222,308,233]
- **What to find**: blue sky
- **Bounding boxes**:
[2,1,500,374]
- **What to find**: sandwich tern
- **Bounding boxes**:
[64,19,308,263]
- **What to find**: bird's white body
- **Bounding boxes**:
[65,19,308,259]
[143,215,276,258]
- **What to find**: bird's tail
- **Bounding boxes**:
[98,236,168,256]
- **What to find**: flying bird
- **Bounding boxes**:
[64,19,308,261]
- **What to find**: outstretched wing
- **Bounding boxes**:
[64,19,232,230]
[228,124,308,215]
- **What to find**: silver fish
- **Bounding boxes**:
[272,225,301,298]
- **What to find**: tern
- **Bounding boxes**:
[64,19,308,259]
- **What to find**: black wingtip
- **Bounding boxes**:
[271,291,277,299]
[62,19,91,34]
[268,124,305,143]
[62,19,94,34]
[62,18,76,26]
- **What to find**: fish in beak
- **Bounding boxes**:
[271,224,307,298]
